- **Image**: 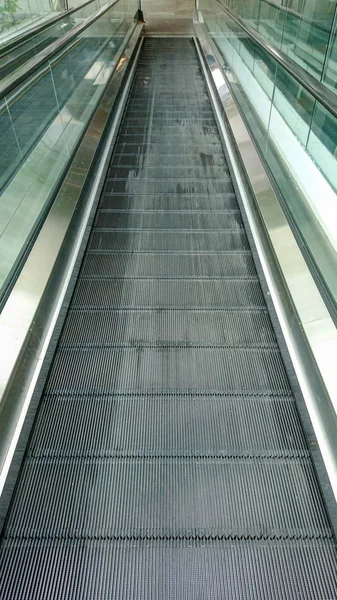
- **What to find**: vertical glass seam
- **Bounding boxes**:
[321,2,337,85]
[305,98,316,150]
[264,61,277,157]
[5,96,23,160]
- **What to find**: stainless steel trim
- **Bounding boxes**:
[194,24,337,502]
[0,0,98,55]
[0,0,126,99]
[208,0,337,122]
[0,24,143,497]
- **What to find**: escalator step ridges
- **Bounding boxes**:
[4,458,331,539]
[115,136,226,147]
[88,230,249,251]
[94,210,242,230]
[0,540,337,600]
[80,252,257,279]
[99,196,239,209]
[44,347,292,396]
[96,209,240,213]
[28,394,307,459]
[124,108,215,114]
[114,142,226,154]
[110,154,228,168]
[106,166,230,179]
[120,114,216,121]
[2,538,336,600]
[118,126,221,137]
[59,309,277,347]
[70,278,272,309]
[103,180,236,195]
[99,194,238,210]
[121,110,216,117]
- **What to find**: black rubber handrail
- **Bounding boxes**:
[214,0,337,122]
[0,0,98,55]
[0,0,123,99]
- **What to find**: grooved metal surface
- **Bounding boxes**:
[28,395,307,458]
[99,193,238,210]
[45,347,292,395]
[72,279,267,308]
[95,209,242,229]
[1,38,336,598]
[1,539,336,600]
[4,459,331,539]
[59,309,278,346]
[81,251,257,278]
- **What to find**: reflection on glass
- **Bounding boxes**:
[201,0,337,311]
[322,13,337,92]
[0,0,60,44]
[253,42,277,99]
[0,0,106,83]
[307,102,337,191]
[218,0,337,89]
[281,1,332,80]
[258,0,286,48]
[0,99,21,191]
[272,65,314,146]
[0,0,137,299]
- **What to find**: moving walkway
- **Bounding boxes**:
[0,3,337,598]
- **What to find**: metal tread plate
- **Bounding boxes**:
[94,210,242,229]
[59,308,277,347]
[80,252,257,279]
[71,278,267,309]
[89,229,249,250]
[44,346,291,395]
[28,394,307,458]
[99,194,238,210]
[4,458,331,539]
[1,539,337,599]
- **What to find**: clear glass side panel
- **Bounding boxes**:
[218,0,337,97]
[272,65,314,146]
[307,102,337,191]
[258,0,285,49]
[0,0,60,44]
[202,0,273,157]
[281,0,335,81]
[0,0,106,83]
[0,0,136,300]
[322,14,337,93]
[201,0,337,311]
